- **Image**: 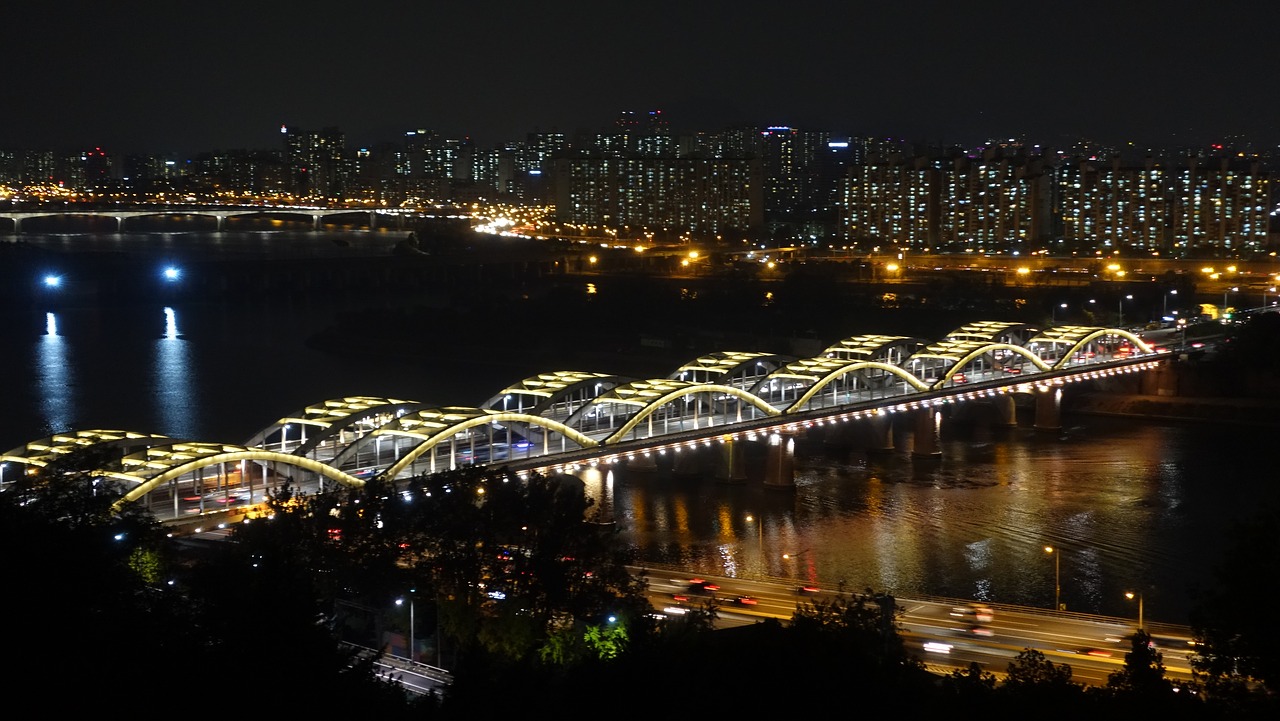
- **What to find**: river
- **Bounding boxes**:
[1,227,1276,626]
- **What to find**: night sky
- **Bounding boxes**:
[8,1,1277,155]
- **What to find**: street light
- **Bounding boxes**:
[1125,591,1144,631]
[1224,286,1238,315]
[1051,302,1067,324]
[396,591,416,663]
[1265,286,1276,310]
[1118,294,1132,326]
[1044,546,1061,611]
[745,513,763,553]
[1164,289,1177,318]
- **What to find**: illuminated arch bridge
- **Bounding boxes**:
[0,322,1165,522]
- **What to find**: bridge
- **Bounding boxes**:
[0,206,421,232]
[0,321,1168,526]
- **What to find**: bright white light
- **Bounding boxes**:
[163,267,181,281]
[43,275,61,288]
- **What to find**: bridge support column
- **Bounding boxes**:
[762,430,796,490]
[116,216,125,232]
[1034,385,1063,432]
[672,448,702,477]
[822,422,857,450]
[216,215,225,231]
[714,438,748,484]
[313,214,322,231]
[626,453,658,473]
[865,412,895,454]
[12,217,20,233]
[369,211,376,230]
[911,408,942,459]
[993,394,1018,427]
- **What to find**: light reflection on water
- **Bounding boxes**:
[155,307,196,440]
[35,312,72,434]
[612,419,1279,624]
[4,289,1278,626]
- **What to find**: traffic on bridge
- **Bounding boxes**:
[1,320,1167,524]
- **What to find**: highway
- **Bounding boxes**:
[179,529,1199,691]
[637,567,1197,687]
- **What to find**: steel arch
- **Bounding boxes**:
[923,343,1053,390]
[667,351,794,383]
[601,384,781,444]
[242,396,422,450]
[1048,329,1155,370]
[480,371,631,415]
[375,409,599,480]
[112,449,365,512]
[781,360,933,411]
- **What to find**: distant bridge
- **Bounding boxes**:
[0,206,423,232]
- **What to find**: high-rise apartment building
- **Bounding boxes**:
[281,124,348,199]
[550,154,763,241]
[847,150,1272,256]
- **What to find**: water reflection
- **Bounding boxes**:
[35,312,72,435]
[154,307,196,440]
[614,420,1280,623]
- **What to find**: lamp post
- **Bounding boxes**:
[1125,591,1144,631]
[746,513,763,553]
[1051,302,1067,324]
[1118,294,1132,326]
[1044,546,1061,611]
[1224,286,1238,315]
[1164,289,1177,318]
[1265,286,1276,310]
[396,591,416,663]
[1177,317,1187,350]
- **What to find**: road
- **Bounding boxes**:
[637,567,1196,687]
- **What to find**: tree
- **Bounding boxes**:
[1190,499,1280,697]
[1000,647,1089,711]
[1106,629,1171,693]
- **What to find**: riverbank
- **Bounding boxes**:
[1065,391,1280,425]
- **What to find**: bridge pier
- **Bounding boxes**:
[911,408,942,459]
[865,412,895,454]
[1034,386,1063,432]
[822,422,858,451]
[672,447,703,477]
[626,453,658,473]
[993,394,1018,428]
[762,430,796,490]
[714,438,748,484]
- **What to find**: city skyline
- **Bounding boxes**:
[7,2,1278,155]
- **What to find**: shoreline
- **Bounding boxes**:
[1064,391,1280,426]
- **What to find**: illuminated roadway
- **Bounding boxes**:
[638,567,1197,687]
